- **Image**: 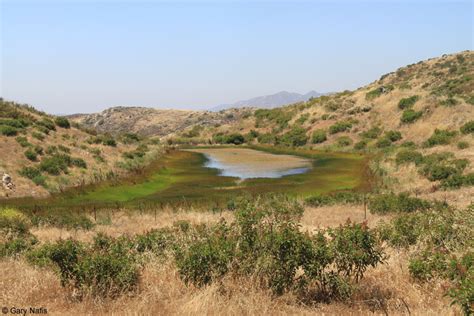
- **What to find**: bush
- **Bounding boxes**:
[34,145,44,155]
[395,150,423,165]
[0,125,18,136]
[369,193,430,214]
[257,133,277,144]
[354,140,368,150]
[365,86,392,100]
[225,133,245,145]
[375,138,392,148]
[31,212,94,230]
[39,154,72,175]
[15,136,31,147]
[55,117,71,129]
[102,136,117,147]
[71,157,87,169]
[175,222,235,287]
[440,97,458,107]
[31,132,45,140]
[305,192,364,207]
[460,120,474,135]
[32,238,139,298]
[19,166,42,180]
[36,118,56,132]
[401,109,423,123]
[457,141,469,149]
[385,130,402,142]
[398,95,420,109]
[329,121,352,134]
[24,149,38,161]
[360,127,382,139]
[336,136,352,147]
[424,129,457,147]
[175,197,384,299]
[0,208,37,257]
[279,126,308,147]
[312,129,327,144]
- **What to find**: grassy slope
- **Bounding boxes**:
[194,51,474,206]
[0,100,152,198]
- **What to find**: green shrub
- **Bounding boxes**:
[36,118,56,132]
[16,136,31,147]
[175,222,235,287]
[365,86,392,100]
[377,215,422,248]
[279,126,308,147]
[0,125,18,136]
[254,108,294,129]
[295,113,309,125]
[175,197,383,298]
[395,150,423,165]
[31,212,94,230]
[0,208,37,257]
[401,141,417,148]
[398,95,420,109]
[71,157,87,169]
[369,193,430,214]
[460,120,474,135]
[457,141,469,149]
[19,166,42,180]
[385,130,403,142]
[34,145,44,155]
[401,109,423,123]
[55,117,71,129]
[257,133,277,144]
[440,97,458,107]
[375,138,392,148]
[57,144,71,153]
[354,140,368,150]
[360,127,382,139]
[0,208,30,235]
[0,118,30,129]
[39,154,72,175]
[305,192,364,207]
[24,149,38,161]
[336,136,352,147]
[329,121,352,134]
[424,129,457,147]
[31,131,45,140]
[1,237,37,257]
[102,136,117,147]
[312,129,327,144]
[225,133,245,145]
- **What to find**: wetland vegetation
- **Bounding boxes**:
[4,146,369,210]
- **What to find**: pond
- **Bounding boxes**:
[5,146,370,209]
[186,148,312,179]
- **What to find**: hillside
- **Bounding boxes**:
[179,50,474,206]
[0,100,161,198]
[70,106,252,137]
[211,90,325,111]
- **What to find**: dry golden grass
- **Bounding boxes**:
[0,250,459,315]
[1,204,463,315]
[31,207,234,244]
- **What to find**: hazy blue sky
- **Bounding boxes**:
[1,1,472,114]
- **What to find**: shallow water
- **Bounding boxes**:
[187,148,312,179]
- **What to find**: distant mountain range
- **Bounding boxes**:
[211,90,325,111]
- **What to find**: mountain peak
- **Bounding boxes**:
[211,90,325,111]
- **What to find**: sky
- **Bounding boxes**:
[0,0,472,114]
